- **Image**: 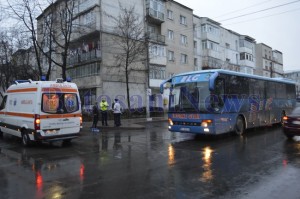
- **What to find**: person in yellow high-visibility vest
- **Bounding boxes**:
[100,98,109,126]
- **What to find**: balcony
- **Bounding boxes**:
[67,49,101,66]
[146,8,164,24]
[148,33,165,43]
[202,57,222,70]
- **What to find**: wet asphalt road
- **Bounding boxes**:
[1,122,300,199]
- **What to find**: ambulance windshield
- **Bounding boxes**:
[42,93,79,114]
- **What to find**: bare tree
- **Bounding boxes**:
[0,28,39,97]
[7,0,46,78]
[0,33,14,96]
[42,0,75,80]
[109,4,147,113]
[7,0,76,80]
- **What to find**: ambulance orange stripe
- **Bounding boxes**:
[7,88,37,93]
[6,112,35,118]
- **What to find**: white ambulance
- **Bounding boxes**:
[0,78,82,146]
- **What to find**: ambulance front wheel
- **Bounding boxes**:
[21,130,31,147]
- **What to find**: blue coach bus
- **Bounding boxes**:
[160,69,296,135]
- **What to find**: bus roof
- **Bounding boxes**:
[171,69,296,84]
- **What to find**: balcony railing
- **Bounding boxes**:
[148,33,165,43]
[67,49,101,66]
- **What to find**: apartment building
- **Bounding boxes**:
[37,0,148,110]
[192,16,255,74]
[239,35,256,74]
[272,50,284,77]
[255,43,284,77]
[163,1,194,77]
[284,70,300,97]
[36,0,287,111]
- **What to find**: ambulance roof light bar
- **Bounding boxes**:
[14,79,33,84]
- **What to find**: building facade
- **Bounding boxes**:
[36,0,288,112]
[255,43,284,77]
[284,70,300,98]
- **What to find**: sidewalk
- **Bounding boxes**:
[82,116,168,132]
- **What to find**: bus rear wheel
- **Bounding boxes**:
[235,116,245,136]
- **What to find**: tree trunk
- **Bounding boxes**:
[125,59,131,118]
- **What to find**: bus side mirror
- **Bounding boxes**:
[209,72,219,91]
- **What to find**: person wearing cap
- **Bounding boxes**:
[100,98,109,126]
[113,99,122,127]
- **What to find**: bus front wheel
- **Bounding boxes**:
[235,116,245,136]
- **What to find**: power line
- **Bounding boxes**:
[215,0,276,18]
[224,7,300,26]
[219,0,300,22]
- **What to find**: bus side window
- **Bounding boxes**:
[212,78,224,109]
[0,95,7,110]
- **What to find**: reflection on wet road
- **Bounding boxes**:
[1,122,300,199]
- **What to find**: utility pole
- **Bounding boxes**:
[145,32,152,121]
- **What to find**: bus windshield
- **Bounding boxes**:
[169,82,211,113]
[42,93,79,114]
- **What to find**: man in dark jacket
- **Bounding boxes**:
[92,102,99,128]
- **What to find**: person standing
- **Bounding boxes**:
[100,98,109,126]
[113,99,122,127]
[92,102,99,128]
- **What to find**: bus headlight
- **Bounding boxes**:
[168,118,173,126]
[201,120,212,127]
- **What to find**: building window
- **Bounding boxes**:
[180,34,187,45]
[149,66,166,79]
[194,41,197,49]
[239,40,253,51]
[181,54,188,64]
[167,10,173,20]
[84,12,95,25]
[202,40,218,51]
[226,43,230,49]
[150,45,165,56]
[67,62,100,79]
[148,25,155,33]
[194,58,198,66]
[168,29,174,40]
[240,52,254,62]
[168,51,174,61]
[180,15,187,25]
[201,24,219,35]
[149,0,165,20]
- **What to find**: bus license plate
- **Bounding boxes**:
[180,127,190,132]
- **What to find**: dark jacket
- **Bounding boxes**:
[92,105,99,116]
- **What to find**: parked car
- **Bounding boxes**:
[282,107,300,139]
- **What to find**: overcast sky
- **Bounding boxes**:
[176,0,300,71]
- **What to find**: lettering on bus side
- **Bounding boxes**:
[180,75,201,83]
[172,114,187,119]
[171,114,200,119]
[188,114,200,119]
